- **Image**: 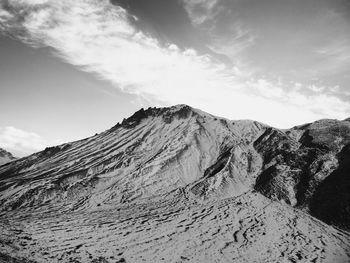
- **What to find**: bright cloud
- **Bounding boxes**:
[0,126,46,157]
[0,0,349,129]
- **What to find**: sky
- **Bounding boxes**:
[0,0,350,157]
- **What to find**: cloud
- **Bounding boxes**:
[0,126,47,157]
[182,0,220,26]
[208,23,255,61]
[314,39,350,73]
[183,0,255,60]
[0,0,349,129]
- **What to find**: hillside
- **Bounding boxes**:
[0,105,349,262]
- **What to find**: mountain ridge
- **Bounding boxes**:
[0,104,350,262]
[1,104,349,228]
[0,104,266,208]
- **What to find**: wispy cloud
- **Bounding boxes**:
[315,40,350,71]
[0,126,46,157]
[0,0,349,129]
[183,0,255,59]
[208,23,255,61]
[182,0,220,26]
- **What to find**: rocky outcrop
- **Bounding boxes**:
[0,148,16,166]
[309,143,350,231]
[253,118,350,231]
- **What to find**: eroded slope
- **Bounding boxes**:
[0,105,350,262]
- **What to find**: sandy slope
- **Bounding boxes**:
[1,191,349,263]
[0,105,349,262]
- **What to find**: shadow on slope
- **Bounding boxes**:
[310,144,350,231]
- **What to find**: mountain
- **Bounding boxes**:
[0,148,16,166]
[256,118,350,230]
[0,105,349,263]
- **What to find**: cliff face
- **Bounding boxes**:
[0,148,16,166]
[0,105,349,262]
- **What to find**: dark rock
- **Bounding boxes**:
[310,144,350,231]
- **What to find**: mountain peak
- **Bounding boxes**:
[168,103,192,111]
[111,104,195,130]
